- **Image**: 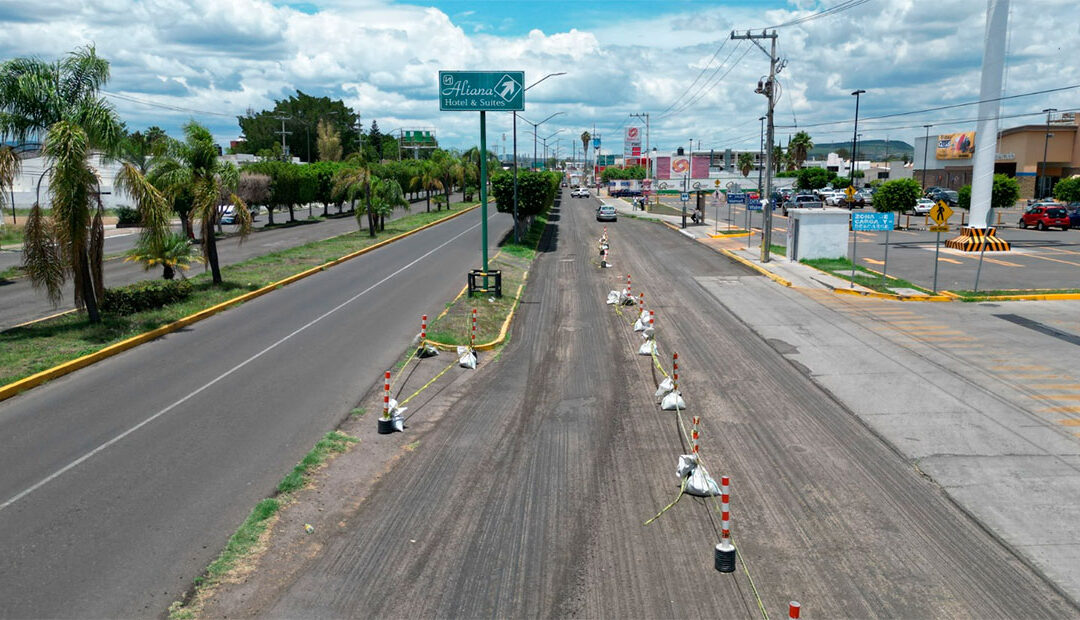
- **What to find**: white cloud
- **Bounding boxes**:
[0,0,1075,153]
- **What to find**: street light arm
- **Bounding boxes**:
[526,72,567,91]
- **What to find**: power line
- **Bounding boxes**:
[776,83,1080,130]
[763,0,874,29]
[656,38,731,117]
[660,43,751,120]
[101,90,236,118]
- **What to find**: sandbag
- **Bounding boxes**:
[661,390,686,411]
[606,290,620,305]
[457,345,477,369]
[638,339,657,356]
[655,377,674,399]
[641,326,655,339]
[633,316,646,332]
[386,398,408,432]
[417,343,439,358]
[676,454,720,497]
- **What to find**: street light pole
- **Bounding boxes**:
[1039,107,1057,199]
[922,124,932,190]
[850,89,866,190]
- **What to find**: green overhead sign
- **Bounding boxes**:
[439,71,524,112]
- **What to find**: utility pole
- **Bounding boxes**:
[921,124,932,189]
[1039,108,1057,199]
[274,115,292,161]
[758,116,766,196]
[732,29,781,262]
[629,112,650,178]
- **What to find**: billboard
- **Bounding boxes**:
[670,156,690,177]
[438,71,524,111]
[936,132,975,159]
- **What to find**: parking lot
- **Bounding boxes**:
[644,196,1080,293]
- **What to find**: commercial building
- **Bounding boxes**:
[913,112,1080,199]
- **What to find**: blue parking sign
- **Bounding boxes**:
[851,212,895,231]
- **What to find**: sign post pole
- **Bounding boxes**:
[480,110,488,272]
[881,227,891,287]
[932,230,941,294]
[850,223,857,288]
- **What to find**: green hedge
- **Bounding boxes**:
[101,279,193,315]
[115,206,140,228]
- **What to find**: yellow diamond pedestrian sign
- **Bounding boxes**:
[929,200,953,226]
[845,186,856,199]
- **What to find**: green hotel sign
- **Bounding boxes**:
[439,71,524,112]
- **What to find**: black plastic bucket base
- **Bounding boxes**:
[377,417,396,434]
[714,544,736,573]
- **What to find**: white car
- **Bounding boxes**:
[571,187,590,198]
[911,198,935,215]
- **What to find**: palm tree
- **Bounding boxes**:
[773,145,785,173]
[369,177,408,229]
[334,162,376,237]
[410,160,443,212]
[150,122,251,284]
[1,45,125,322]
[124,232,198,280]
[789,131,813,169]
[737,152,755,178]
[460,156,478,201]
[115,160,172,277]
[0,146,20,225]
[432,150,462,210]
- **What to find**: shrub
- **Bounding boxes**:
[100,279,193,315]
[1052,176,1080,203]
[956,174,1021,211]
[115,206,140,228]
[873,178,922,213]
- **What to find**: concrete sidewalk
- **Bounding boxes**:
[602,194,891,295]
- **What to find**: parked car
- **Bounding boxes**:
[218,204,257,225]
[1019,205,1070,230]
[821,191,845,206]
[781,194,823,216]
[596,204,617,222]
[924,186,947,198]
[926,188,959,207]
[1068,204,1080,228]
[911,198,935,215]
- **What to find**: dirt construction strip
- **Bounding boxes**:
[199,195,1076,617]
[0,204,480,403]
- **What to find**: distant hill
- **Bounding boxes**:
[805,139,913,161]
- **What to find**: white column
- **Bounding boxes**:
[969,0,1010,228]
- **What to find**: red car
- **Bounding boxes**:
[1019,205,1071,230]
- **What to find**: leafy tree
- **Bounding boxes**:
[835,147,850,160]
[235,91,360,161]
[788,131,813,169]
[368,120,383,160]
[316,118,342,162]
[795,167,832,191]
[3,45,125,322]
[1052,176,1080,203]
[873,178,922,213]
[600,165,647,182]
[491,170,559,217]
[237,172,271,214]
[151,122,251,284]
[737,152,755,177]
[956,174,1021,217]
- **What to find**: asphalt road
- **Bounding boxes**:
[0,202,432,331]
[0,206,512,618]
[248,190,1074,616]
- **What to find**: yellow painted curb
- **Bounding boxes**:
[424,272,528,352]
[709,232,750,239]
[950,292,1080,302]
[828,286,953,302]
[718,249,793,288]
[0,204,482,403]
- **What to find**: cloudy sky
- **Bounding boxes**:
[0,0,1076,156]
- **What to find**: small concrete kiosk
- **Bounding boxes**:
[785,208,849,262]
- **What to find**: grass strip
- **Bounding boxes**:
[426,207,549,347]
[0,205,476,386]
[801,257,934,295]
[769,243,786,256]
[168,431,358,620]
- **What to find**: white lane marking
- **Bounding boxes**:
[0,217,488,513]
